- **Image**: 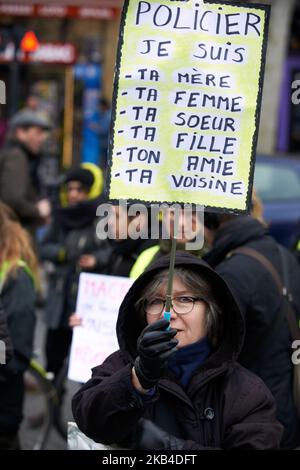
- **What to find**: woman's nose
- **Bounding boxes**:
[169,307,178,319]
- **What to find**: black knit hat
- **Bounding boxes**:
[64,168,94,188]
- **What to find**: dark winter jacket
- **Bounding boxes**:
[39,198,113,329]
[0,299,13,365]
[204,216,300,449]
[0,268,36,372]
[72,252,282,450]
[0,268,36,432]
[0,139,41,234]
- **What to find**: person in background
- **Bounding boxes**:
[129,190,265,280]
[203,212,300,448]
[0,202,38,449]
[106,204,156,276]
[0,109,52,236]
[39,165,110,379]
[72,252,282,450]
[98,98,111,169]
[23,94,40,113]
[129,207,207,280]
[88,98,111,170]
[69,203,157,328]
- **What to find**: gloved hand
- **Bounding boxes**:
[133,418,185,450]
[134,318,178,390]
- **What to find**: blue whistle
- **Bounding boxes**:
[164,312,171,329]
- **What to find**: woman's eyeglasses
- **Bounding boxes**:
[144,296,204,316]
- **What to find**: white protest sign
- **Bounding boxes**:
[68,273,133,383]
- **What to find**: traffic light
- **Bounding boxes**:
[20,31,39,53]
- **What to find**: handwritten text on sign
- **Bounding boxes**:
[68,273,133,383]
[108,0,269,212]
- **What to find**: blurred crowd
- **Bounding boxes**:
[0,104,300,450]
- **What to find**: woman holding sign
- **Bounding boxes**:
[72,252,282,449]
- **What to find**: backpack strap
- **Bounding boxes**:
[230,247,283,292]
[230,246,300,341]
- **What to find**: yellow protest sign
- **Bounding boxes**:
[106,0,270,212]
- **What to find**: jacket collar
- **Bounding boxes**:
[5,137,39,160]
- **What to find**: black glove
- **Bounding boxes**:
[134,319,178,390]
[133,418,185,450]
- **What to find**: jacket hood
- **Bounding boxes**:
[59,163,104,207]
[205,216,267,267]
[116,251,245,369]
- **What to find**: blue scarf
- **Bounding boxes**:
[168,337,211,388]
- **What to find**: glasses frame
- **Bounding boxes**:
[143,296,204,317]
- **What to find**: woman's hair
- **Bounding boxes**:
[0,202,39,287]
[135,267,222,347]
[251,188,266,226]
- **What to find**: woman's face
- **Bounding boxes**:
[66,181,89,205]
[145,276,208,348]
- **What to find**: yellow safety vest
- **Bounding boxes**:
[0,260,36,293]
[129,245,160,280]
